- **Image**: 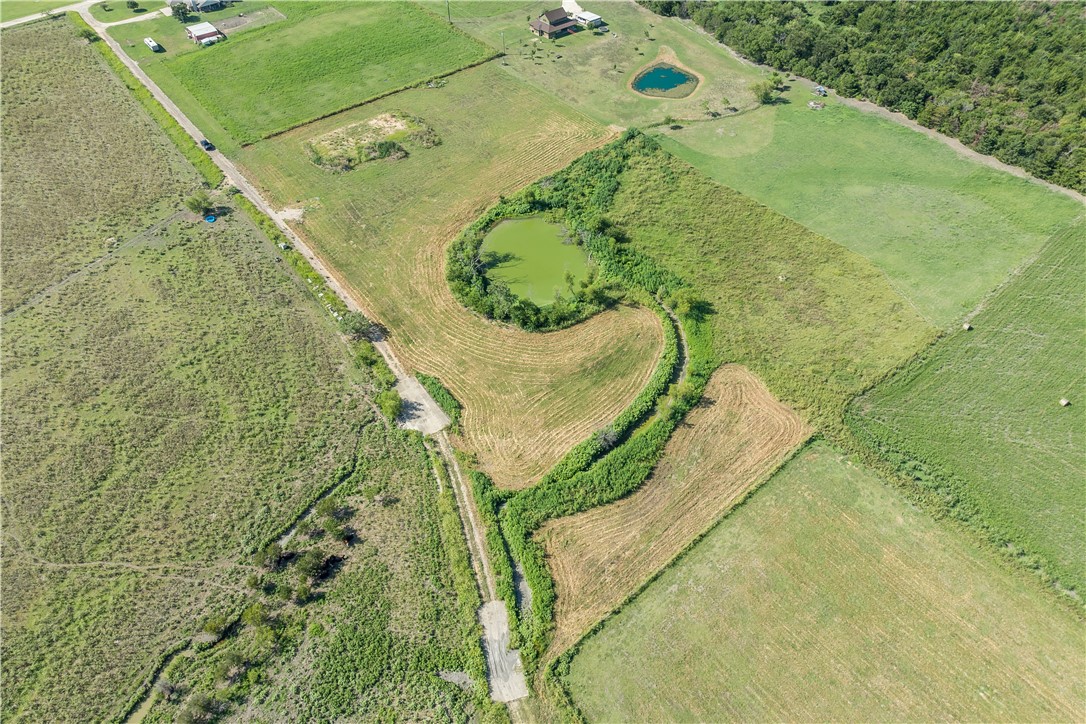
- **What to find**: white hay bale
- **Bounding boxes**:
[962,322,972,331]
[1060,398,1070,407]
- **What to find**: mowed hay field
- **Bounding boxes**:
[852,219,1086,596]
[1,18,196,312]
[238,64,665,489]
[659,84,1084,327]
[566,444,1086,722]
[540,366,810,656]
[607,143,934,430]
[163,2,492,145]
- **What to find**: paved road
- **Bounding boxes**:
[68,3,450,434]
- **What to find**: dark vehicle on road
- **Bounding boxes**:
[199,139,214,151]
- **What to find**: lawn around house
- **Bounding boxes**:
[565,443,1086,722]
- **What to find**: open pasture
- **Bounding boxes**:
[446,0,1082,329]
[566,444,1086,722]
[658,83,1084,327]
[123,2,493,146]
[137,425,486,723]
[852,219,1086,596]
[1,18,196,312]
[2,16,483,719]
[606,142,934,431]
[238,64,665,489]
[1,209,378,722]
[540,365,810,657]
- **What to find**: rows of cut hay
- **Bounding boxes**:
[566,443,1086,722]
[540,365,810,657]
[238,64,665,489]
[851,219,1086,596]
[0,18,196,312]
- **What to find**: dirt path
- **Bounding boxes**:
[433,431,529,702]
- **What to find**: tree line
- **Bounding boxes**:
[643,0,1085,192]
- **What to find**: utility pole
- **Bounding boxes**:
[446,0,451,23]
[501,31,506,62]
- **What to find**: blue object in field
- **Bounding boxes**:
[205,215,216,223]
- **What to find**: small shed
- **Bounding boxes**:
[574,10,603,27]
[188,0,223,11]
[185,21,222,44]
[530,8,577,39]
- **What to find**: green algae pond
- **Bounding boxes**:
[480,217,588,306]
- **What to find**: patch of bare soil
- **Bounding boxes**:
[540,365,811,658]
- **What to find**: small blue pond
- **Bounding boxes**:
[631,63,698,98]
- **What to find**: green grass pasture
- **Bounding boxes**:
[481,216,588,305]
[852,220,1086,595]
[111,2,492,147]
[608,144,934,430]
[444,1,1082,329]
[658,85,1084,327]
[567,444,1086,722]
[0,0,71,21]
[137,426,488,723]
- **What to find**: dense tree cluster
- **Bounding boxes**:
[643,1,1085,191]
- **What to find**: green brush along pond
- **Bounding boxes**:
[481,217,588,305]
